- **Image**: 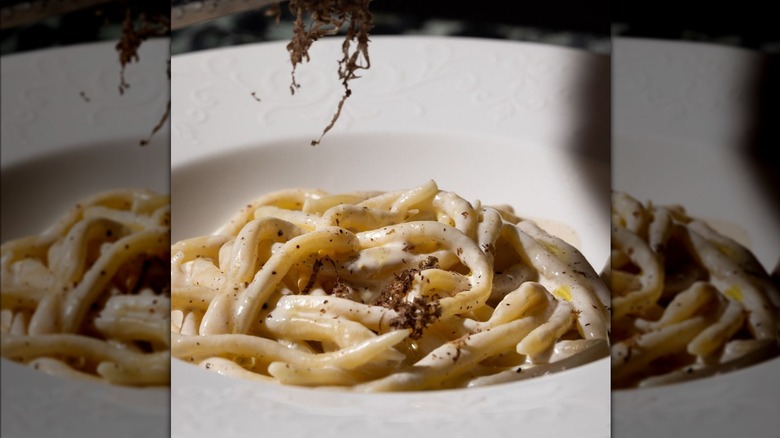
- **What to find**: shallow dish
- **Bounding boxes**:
[1,39,169,438]
[171,36,611,437]
[612,37,780,438]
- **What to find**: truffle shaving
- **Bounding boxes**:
[285,0,373,146]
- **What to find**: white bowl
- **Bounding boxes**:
[171,36,611,438]
[1,39,170,438]
[612,37,780,438]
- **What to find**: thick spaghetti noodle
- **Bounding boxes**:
[1,189,170,386]
[171,181,609,391]
[610,192,780,388]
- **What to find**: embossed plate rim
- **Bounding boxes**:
[171,36,610,438]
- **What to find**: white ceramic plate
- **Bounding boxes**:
[1,39,170,438]
[613,37,780,438]
[171,36,610,438]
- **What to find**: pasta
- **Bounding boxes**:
[171,181,610,391]
[609,192,780,389]
[1,189,170,386]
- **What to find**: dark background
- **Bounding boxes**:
[612,1,779,51]
[164,0,610,33]
[3,1,779,54]
[167,0,610,54]
[365,0,609,34]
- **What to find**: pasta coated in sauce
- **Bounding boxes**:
[1,189,170,386]
[610,192,780,388]
[171,181,609,391]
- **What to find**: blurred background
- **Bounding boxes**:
[3,1,778,56]
[1,0,167,53]
[3,0,613,55]
[167,0,611,54]
[613,0,780,52]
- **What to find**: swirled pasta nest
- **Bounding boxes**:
[1,189,170,386]
[609,192,780,389]
[171,181,610,391]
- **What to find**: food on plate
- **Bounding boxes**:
[171,181,610,391]
[609,192,780,388]
[1,189,170,386]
